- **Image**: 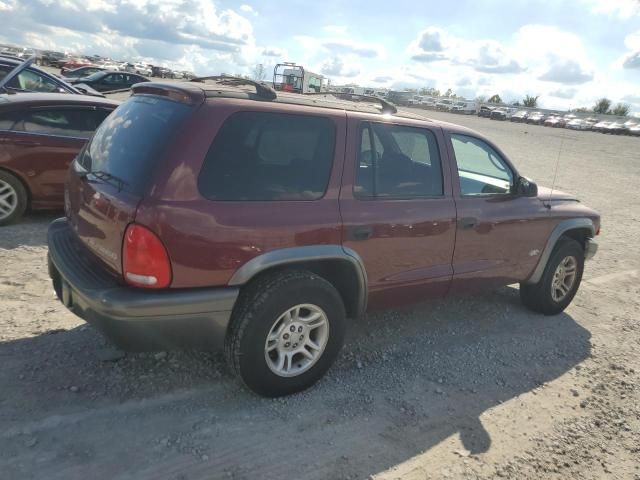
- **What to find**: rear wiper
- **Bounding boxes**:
[87,170,129,192]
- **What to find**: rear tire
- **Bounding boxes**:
[520,238,584,315]
[0,171,28,226]
[225,270,346,397]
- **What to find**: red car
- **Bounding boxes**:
[48,80,600,397]
[0,93,118,225]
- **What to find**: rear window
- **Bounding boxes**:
[198,112,336,201]
[78,95,191,194]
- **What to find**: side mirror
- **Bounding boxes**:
[514,177,538,197]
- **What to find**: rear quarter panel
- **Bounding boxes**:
[136,99,347,288]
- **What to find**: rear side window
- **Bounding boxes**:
[78,96,192,194]
[22,109,109,138]
[198,112,336,201]
[355,122,443,198]
[0,108,111,136]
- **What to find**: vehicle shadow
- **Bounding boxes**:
[0,287,591,480]
[0,211,60,249]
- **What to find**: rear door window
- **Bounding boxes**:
[78,95,192,195]
[21,108,110,138]
[198,112,336,201]
[355,122,443,198]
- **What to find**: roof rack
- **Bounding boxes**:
[304,92,397,114]
[189,76,277,100]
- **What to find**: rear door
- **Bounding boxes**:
[0,106,112,207]
[340,114,456,310]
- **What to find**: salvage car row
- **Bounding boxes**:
[478,106,639,135]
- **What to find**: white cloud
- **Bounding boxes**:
[323,25,346,34]
[539,60,594,84]
[322,39,382,58]
[583,0,640,19]
[321,56,360,78]
[549,88,577,99]
[261,47,287,59]
[239,4,257,16]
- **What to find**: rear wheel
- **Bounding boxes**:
[0,171,28,226]
[225,270,346,397]
[520,238,584,315]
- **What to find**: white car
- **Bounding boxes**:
[133,63,152,76]
[566,119,588,130]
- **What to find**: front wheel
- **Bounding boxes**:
[520,238,585,315]
[225,270,346,397]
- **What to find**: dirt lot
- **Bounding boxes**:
[1,110,639,480]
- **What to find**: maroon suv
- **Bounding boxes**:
[47,80,600,397]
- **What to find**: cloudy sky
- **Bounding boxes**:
[1,0,639,112]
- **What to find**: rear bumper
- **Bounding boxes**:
[47,218,239,351]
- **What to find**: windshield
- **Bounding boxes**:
[78,95,192,195]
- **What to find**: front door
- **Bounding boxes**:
[446,132,552,294]
[340,116,457,311]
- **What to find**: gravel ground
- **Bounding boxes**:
[0,110,638,480]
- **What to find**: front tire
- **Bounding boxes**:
[520,238,584,315]
[0,171,28,226]
[225,270,346,397]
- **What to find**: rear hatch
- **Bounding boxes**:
[66,89,197,275]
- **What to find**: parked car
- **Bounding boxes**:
[604,122,625,135]
[0,55,90,95]
[490,107,510,120]
[38,51,67,67]
[622,120,637,135]
[419,97,436,109]
[628,124,640,136]
[0,93,118,225]
[62,66,105,79]
[526,112,546,125]
[133,63,152,76]
[69,71,150,92]
[510,110,528,123]
[46,79,600,397]
[477,105,495,118]
[151,66,176,78]
[566,119,589,130]
[591,120,610,132]
[60,58,92,74]
[451,101,477,114]
[435,99,454,111]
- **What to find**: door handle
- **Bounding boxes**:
[458,217,478,229]
[349,225,373,241]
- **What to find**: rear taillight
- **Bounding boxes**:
[122,224,172,289]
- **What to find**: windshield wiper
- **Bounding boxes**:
[87,170,129,192]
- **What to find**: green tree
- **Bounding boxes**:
[487,94,502,104]
[611,103,630,116]
[574,107,590,113]
[475,95,487,103]
[444,88,453,97]
[522,95,539,108]
[511,100,521,106]
[592,97,612,114]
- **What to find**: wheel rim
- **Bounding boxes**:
[0,179,18,221]
[551,255,578,302]
[264,303,330,378]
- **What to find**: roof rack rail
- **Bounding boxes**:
[189,76,277,100]
[303,92,397,115]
